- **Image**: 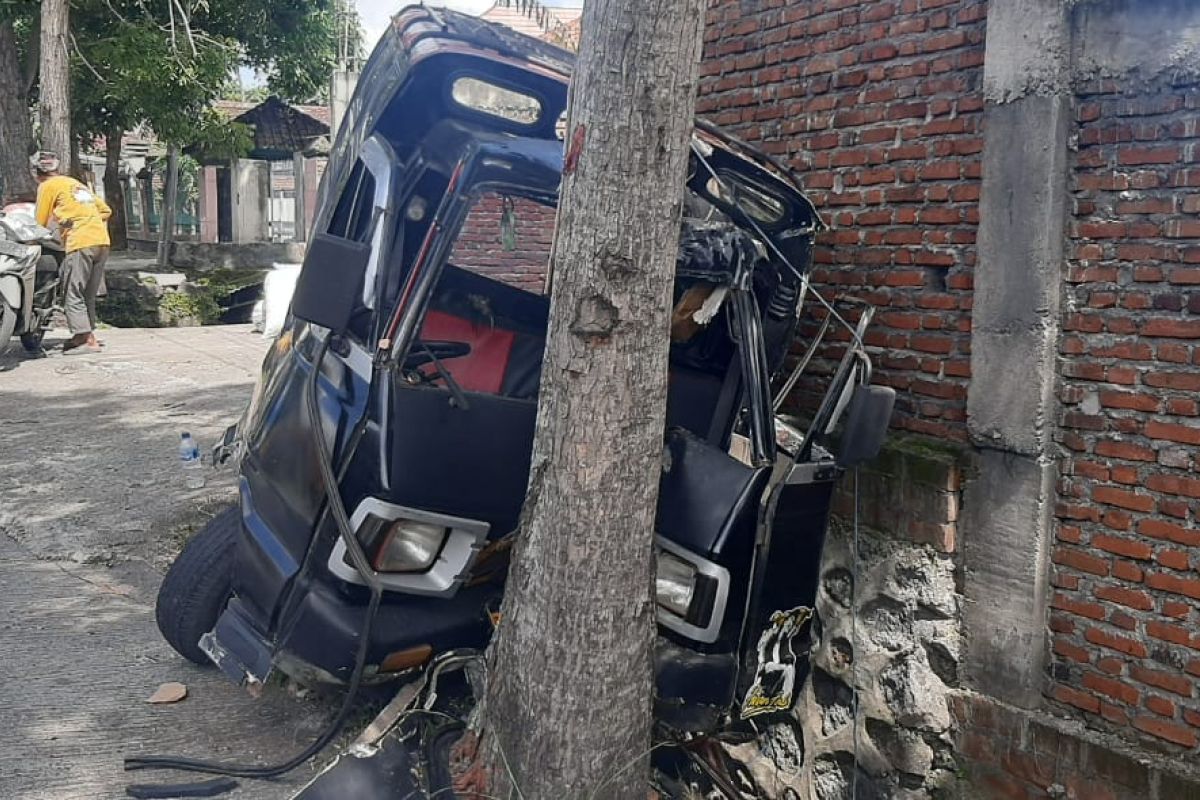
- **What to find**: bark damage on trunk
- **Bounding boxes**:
[39,0,72,174]
[0,20,36,201]
[453,0,707,797]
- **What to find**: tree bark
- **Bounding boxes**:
[461,1,706,797]
[39,0,72,173]
[157,147,180,267]
[0,20,36,201]
[104,130,129,250]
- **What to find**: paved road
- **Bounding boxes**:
[0,327,336,800]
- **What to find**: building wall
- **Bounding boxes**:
[699,0,1200,794]
[1053,69,1200,752]
[699,0,987,441]
[450,194,555,294]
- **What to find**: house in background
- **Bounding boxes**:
[196,97,331,245]
[480,2,582,50]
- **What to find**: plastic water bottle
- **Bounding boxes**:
[179,432,205,489]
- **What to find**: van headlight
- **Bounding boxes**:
[655,546,720,629]
[359,518,448,573]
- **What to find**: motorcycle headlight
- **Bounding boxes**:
[656,549,718,626]
[364,519,448,573]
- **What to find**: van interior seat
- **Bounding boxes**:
[421,264,736,442]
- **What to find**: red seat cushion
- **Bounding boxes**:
[418,310,515,394]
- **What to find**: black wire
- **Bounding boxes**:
[125,333,385,779]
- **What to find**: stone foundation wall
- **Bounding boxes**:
[723,437,968,799]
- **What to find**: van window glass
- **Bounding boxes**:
[327,160,377,242]
[449,192,555,295]
[450,77,542,126]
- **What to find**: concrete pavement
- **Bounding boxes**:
[0,326,337,800]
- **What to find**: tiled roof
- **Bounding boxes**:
[480,3,582,47]
[221,97,331,159]
[214,99,331,128]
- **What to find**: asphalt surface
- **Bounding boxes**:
[0,326,337,800]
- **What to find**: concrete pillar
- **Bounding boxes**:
[961,0,1072,710]
[198,165,219,244]
[292,153,307,243]
[230,158,269,243]
[303,158,320,238]
[329,70,359,140]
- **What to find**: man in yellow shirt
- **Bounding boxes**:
[32,152,112,353]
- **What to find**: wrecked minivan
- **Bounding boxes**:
[154,6,893,739]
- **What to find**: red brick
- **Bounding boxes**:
[1166,219,1200,239]
[1084,671,1140,704]
[1094,440,1157,462]
[1132,715,1198,747]
[1131,665,1194,697]
[1147,572,1200,601]
[1095,583,1154,610]
[1156,549,1192,571]
[1118,146,1181,165]
[1086,627,1150,658]
[1101,702,1129,726]
[1097,656,1125,675]
[1145,473,1200,498]
[1054,639,1091,664]
[1145,420,1200,445]
[1112,559,1145,583]
[1053,547,1110,577]
[1138,517,1200,547]
[1142,318,1200,339]
[1052,592,1107,620]
[1162,599,1191,619]
[1145,695,1177,717]
[1099,391,1159,412]
[1092,486,1156,513]
[1054,684,1101,714]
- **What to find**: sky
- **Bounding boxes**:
[356,1,583,51]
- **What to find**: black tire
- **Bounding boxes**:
[155,505,240,665]
[0,303,16,355]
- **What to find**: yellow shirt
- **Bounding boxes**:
[35,175,112,252]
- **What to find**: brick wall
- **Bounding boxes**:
[954,692,1200,800]
[698,0,987,441]
[1051,74,1200,753]
[450,193,555,294]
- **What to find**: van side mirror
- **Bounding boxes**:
[290,233,372,335]
[836,385,895,468]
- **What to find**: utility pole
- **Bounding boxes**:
[455,0,708,797]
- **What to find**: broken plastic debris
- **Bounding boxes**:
[146,682,188,704]
[693,286,729,325]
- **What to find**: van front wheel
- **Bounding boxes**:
[155,505,240,665]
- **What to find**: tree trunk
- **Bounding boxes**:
[460,1,706,797]
[0,20,36,201]
[39,0,72,173]
[157,147,180,267]
[104,130,128,250]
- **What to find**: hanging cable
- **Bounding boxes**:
[125,333,384,779]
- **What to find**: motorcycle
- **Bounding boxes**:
[0,202,65,354]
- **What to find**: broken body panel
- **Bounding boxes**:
[196,5,888,733]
